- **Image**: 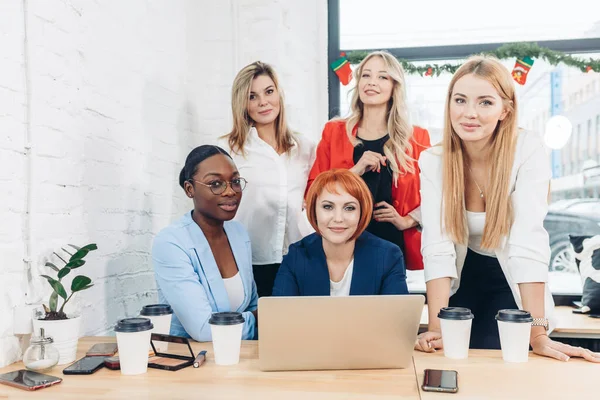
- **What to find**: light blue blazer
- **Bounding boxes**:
[152,211,258,341]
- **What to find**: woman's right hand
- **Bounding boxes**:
[350,151,386,176]
[414,331,443,353]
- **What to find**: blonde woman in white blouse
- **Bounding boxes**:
[217,61,315,297]
[416,56,599,362]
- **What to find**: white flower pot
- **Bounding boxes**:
[32,316,82,365]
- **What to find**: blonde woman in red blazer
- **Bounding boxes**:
[308,51,430,270]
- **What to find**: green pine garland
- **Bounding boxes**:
[345,42,600,76]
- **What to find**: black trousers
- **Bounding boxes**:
[252,263,281,298]
[448,249,518,350]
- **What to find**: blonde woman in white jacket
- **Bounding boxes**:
[416,56,600,362]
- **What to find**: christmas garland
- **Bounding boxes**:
[343,42,600,77]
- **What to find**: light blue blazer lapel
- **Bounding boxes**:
[188,218,231,312]
[223,221,251,312]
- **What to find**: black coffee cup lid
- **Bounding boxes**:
[140,304,173,316]
[114,317,154,333]
[438,307,474,320]
[208,312,245,326]
[495,309,533,323]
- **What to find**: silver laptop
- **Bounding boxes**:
[258,295,425,371]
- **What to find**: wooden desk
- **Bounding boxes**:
[1,338,597,399]
[414,349,597,399]
[0,337,420,400]
[551,306,600,339]
[420,305,600,339]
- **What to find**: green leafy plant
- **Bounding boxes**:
[40,243,98,320]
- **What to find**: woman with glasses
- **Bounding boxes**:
[217,61,315,297]
[152,145,258,341]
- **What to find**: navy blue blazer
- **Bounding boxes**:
[272,231,408,296]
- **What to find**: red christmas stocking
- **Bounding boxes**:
[512,56,534,85]
[331,56,353,86]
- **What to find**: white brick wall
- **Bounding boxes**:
[0,0,327,366]
[0,0,28,366]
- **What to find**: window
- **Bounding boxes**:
[571,125,580,169]
[340,1,600,49]
[565,202,600,217]
[588,119,593,159]
[580,122,588,163]
[596,115,600,162]
[563,148,571,175]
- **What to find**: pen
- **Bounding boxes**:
[193,350,207,368]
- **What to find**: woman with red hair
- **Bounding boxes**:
[272,169,408,296]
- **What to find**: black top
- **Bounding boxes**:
[353,134,404,252]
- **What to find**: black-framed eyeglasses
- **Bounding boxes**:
[191,177,248,195]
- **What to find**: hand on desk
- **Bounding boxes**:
[531,334,600,363]
[415,331,600,362]
[414,331,443,353]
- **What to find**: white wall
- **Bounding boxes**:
[0,0,328,367]
[0,0,28,366]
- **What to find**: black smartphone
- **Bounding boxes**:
[0,370,62,391]
[63,356,106,375]
[86,342,118,357]
[422,369,458,393]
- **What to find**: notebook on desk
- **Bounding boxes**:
[258,295,425,371]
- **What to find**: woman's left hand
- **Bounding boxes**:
[531,334,600,362]
[373,201,413,231]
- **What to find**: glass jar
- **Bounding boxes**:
[23,328,59,371]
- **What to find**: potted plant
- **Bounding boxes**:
[33,243,97,365]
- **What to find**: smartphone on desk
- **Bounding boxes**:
[86,342,118,356]
[422,369,458,393]
[63,356,106,375]
[0,370,62,391]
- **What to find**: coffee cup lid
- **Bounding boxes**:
[208,312,245,326]
[438,307,474,320]
[114,317,154,333]
[140,304,173,316]
[495,309,533,323]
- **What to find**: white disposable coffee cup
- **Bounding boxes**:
[496,309,533,363]
[140,304,173,352]
[438,307,474,359]
[209,312,245,366]
[114,318,153,375]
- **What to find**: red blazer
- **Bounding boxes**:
[307,120,431,270]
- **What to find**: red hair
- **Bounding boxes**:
[306,169,373,241]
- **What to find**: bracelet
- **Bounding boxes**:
[531,318,549,331]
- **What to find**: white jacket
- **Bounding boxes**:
[419,130,556,331]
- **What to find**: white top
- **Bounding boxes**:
[466,211,496,258]
[217,128,316,265]
[330,259,354,297]
[222,272,245,312]
[419,130,556,331]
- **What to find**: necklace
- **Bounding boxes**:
[466,164,485,199]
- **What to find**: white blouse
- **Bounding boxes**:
[330,259,354,297]
[222,272,245,312]
[466,211,496,258]
[217,128,316,265]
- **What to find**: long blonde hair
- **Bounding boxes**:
[442,56,518,249]
[226,61,295,155]
[345,51,415,183]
